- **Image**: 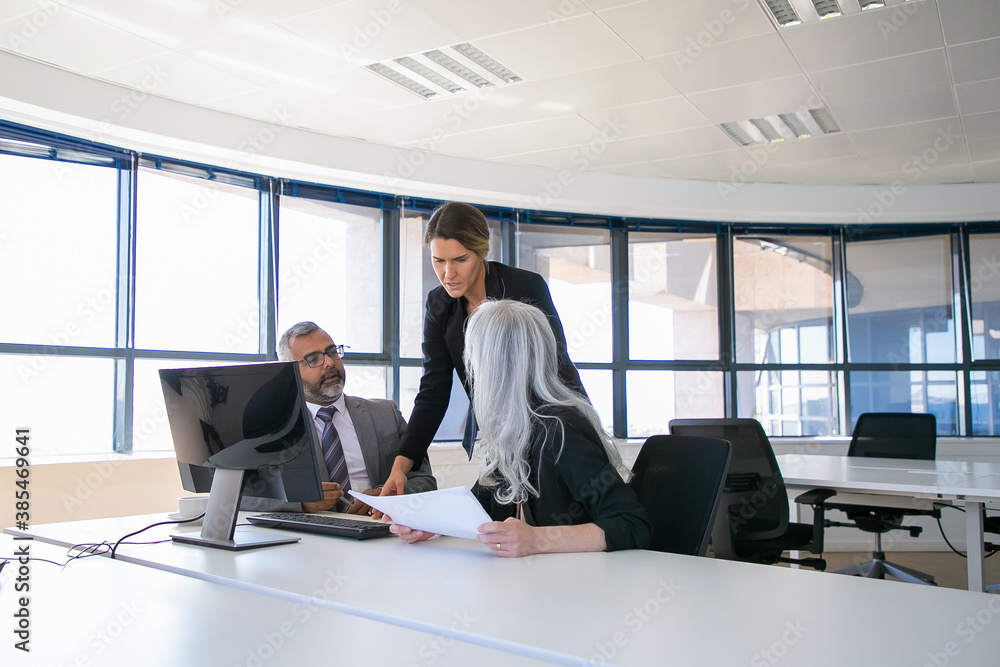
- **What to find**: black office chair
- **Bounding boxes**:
[668,418,834,570]
[824,412,940,585]
[986,514,1000,592]
[629,435,731,557]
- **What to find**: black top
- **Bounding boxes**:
[472,406,651,552]
[398,262,584,465]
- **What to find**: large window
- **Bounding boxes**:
[136,169,260,354]
[278,197,384,354]
[5,123,1000,461]
[629,232,719,361]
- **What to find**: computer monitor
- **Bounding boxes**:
[159,361,325,551]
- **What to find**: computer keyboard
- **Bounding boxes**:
[246,512,393,540]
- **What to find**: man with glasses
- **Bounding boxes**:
[244,321,435,514]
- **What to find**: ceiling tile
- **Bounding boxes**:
[852,118,968,172]
[186,26,355,87]
[580,97,713,140]
[650,149,754,179]
[597,0,775,58]
[270,68,428,118]
[588,161,670,178]
[619,125,743,161]
[830,87,957,132]
[760,155,874,185]
[94,51,259,105]
[410,0,579,40]
[963,111,1000,141]
[0,6,164,75]
[202,88,332,129]
[968,136,1000,163]
[948,38,1000,85]
[61,0,268,49]
[687,75,821,124]
[648,33,801,95]
[746,134,858,168]
[939,0,1000,45]
[0,1,60,25]
[972,159,1000,181]
[277,0,461,65]
[808,49,951,107]
[404,115,611,159]
[341,81,571,145]
[956,78,1000,115]
[868,162,975,185]
[781,3,945,73]
[495,141,648,171]
[531,61,680,113]
[473,13,638,81]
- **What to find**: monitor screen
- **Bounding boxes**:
[159,361,324,550]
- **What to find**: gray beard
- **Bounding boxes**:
[304,379,343,405]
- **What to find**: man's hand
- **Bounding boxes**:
[390,523,435,544]
[301,482,343,513]
[345,487,381,515]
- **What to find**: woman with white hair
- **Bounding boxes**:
[391,299,651,557]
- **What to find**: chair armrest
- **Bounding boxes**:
[793,488,836,508]
[793,488,836,552]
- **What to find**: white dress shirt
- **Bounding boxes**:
[306,396,373,493]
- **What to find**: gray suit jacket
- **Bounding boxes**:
[242,395,436,512]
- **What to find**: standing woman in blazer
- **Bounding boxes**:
[380,202,585,497]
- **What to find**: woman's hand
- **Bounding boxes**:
[476,517,540,558]
[390,523,435,544]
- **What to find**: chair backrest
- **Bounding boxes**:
[849,412,937,460]
[668,418,790,553]
[629,434,731,556]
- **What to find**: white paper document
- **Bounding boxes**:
[349,486,492,540]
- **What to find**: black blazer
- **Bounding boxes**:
[398,262,584,464]
[472,406,651,552]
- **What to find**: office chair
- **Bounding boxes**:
[824,412,940,585]
[986,514,1000,592]
[629,435,731,557]
[668,418,834,570]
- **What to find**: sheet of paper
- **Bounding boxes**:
[349,486,492,540]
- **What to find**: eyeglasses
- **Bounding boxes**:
[297,344,347,368]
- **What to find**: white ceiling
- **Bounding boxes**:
[0,0,997,187]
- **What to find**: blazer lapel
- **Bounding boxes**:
[344,395,380,484]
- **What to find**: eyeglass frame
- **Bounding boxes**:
[296,344,347,368]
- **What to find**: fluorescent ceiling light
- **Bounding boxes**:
[720,108,840,146]
[858,0,885,9]
[366,43,520,99]
[423,49,491,88]
[812,0,842,18]
[453,43,521,83]
[366,63,438,99]
[395,56,463,94]
[760,0,801,27]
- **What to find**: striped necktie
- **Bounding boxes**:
[316,406,351,494]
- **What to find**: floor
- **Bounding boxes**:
[794,550,1000,591]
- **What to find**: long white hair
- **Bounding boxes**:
[464,299,628,504]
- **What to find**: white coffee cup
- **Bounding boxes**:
[176,495,209,518]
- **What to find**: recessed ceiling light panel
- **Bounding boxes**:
[366,43,520,99]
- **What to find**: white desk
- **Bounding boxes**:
[0,534,550,667]
[0,535,547,667]
[8,513,1000,666]
[776,454,1000,592]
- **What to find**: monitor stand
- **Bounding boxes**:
[171,468,299,551]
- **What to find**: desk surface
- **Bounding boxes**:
[0,534,549,667]
[8,513,1000,667]
[776,454,1000,500]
